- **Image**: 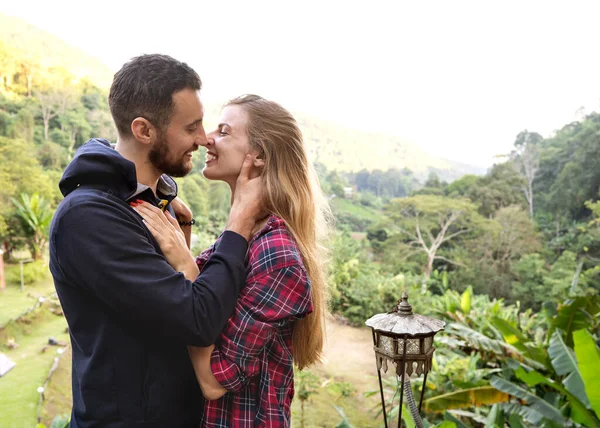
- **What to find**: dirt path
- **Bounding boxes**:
[315,319,378,386]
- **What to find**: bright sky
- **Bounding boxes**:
[3,0,600,167]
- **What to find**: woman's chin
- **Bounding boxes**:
[201,168,217,181]
[202,168,232,184]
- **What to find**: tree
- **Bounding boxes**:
[61,108,92,159]
[467,162,527,218]
[35,70,78,141]
[413,171,446,196]
[462,205,541,300]
[11,193,54,260]
[511,130,542,218]
[445,174,479,198]
[0,137,60,258]
[383,195,483,290]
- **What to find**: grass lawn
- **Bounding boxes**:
[0,264,384,427]
[0,269,68,428]
[35,320,384,427]
[1,265,55,327]
[39,347,72,426]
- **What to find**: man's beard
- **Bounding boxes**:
[148,133,193,178]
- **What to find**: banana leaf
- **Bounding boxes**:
[443,412,469,428]
[490,376,567,425]
[514,365,598,426]
[460,287,471,315]
[423,386,509,413]
[484,404,504,428]
[446,322,545,370]
[573,329,600,418]
[549,296,600,347]
[491,316,547,366]
[548,330,590,407]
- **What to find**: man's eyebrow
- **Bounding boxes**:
[186,118,204,127]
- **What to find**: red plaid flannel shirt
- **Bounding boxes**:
[196,216,312,427]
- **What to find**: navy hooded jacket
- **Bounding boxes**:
[49,139,248,427]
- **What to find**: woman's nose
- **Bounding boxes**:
[200,134,214,147]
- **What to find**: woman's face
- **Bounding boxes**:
[202,104,253,187]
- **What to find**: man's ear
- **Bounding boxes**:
[131,117,158,146]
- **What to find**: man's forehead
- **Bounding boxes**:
[172,89,204,118]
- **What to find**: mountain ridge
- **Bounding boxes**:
[0,13,483,182]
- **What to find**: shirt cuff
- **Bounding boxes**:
[210,347,247,392]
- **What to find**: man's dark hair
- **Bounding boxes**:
[109,54,201,136]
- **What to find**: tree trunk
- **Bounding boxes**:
[422,255,434,293]
[301,400,305,428]
[528,180,534,218]
[43,118,49,141]
[68,132,77,160]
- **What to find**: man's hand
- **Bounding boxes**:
[171,197,193,248]
[226,154,265,241]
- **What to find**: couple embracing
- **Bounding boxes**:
[49,54,330,427]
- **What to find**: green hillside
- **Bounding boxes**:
[0,13,481,182]
[0,13,114,91]
[297,114,485,181]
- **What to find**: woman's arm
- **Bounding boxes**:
[202,262,312,395]
[188,345,227,400]
[170,197,193,249]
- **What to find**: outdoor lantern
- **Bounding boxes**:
[365,291,445,428]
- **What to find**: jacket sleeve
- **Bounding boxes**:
[209,263,312,392]
[52,200,247,347]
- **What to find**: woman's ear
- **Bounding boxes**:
[253,157,265,168]
[131,117,158,146]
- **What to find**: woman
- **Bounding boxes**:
[133,94,331,427]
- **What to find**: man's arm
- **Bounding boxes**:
[53,200,246,347]
[192,264,312,398]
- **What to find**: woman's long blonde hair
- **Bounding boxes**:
[227,94,332,369]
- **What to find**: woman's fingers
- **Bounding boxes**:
[134,202,170,228]
[133,208,164,242]
[236,154,255,185]
[165,211,182,229]
[141,216,163,241]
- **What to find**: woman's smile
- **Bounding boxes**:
[205,151,218,164]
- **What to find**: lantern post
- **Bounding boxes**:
[365,291,445,428]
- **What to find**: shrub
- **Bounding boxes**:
[8,259,49,285]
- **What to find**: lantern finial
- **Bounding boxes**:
[397,291,413,316]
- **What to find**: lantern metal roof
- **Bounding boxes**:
[365,291,446,336]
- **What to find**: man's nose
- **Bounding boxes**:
[197,130,209,147]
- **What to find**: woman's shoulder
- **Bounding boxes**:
[247,216,305,276]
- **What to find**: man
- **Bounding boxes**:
[49,54,262,427]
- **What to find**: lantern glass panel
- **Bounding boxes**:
[424,336,433,352]
[399,337,421,355]
[379,334,394,355]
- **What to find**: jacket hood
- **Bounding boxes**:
[59,138,178,200]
